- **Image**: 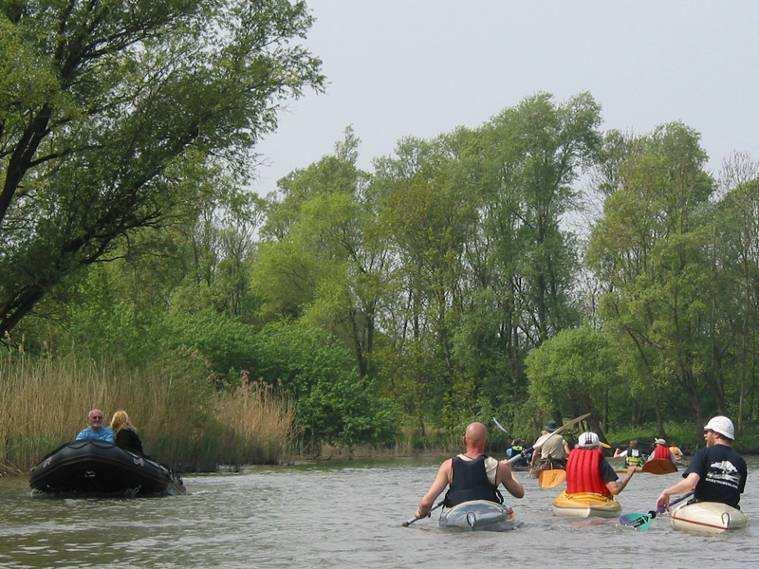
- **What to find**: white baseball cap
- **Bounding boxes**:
[654,438,666,445]
[704,416,735,440]
[576,432,600,448]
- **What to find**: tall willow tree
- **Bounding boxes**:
[588,123,716,436]
[707,179,758,432]
[254,128,393,377]
[0,0,322,339]
[371,93,602,429]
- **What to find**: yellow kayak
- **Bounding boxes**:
[553,491,621,518]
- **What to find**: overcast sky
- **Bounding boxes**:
[252,0,759,194]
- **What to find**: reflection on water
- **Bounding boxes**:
[0,457,757,568]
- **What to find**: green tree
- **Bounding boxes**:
[525,325,620,439]
[0,0,322,339]
[254,127,392,377]
[707,179,758,432]
[587,122,716,437]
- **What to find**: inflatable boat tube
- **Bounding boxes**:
[30,440,186,497]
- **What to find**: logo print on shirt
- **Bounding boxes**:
[706,460,741,488]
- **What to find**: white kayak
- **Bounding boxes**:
[438,500,519,531]
[671,501,749,534]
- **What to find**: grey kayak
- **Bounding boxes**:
[438,500,520,531]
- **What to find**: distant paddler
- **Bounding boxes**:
[506,438,530,468]
[414,422,524,520]
[613,439,645,469]
[649,438,674,462]
[669,444,684,463]
[530,419,569,475]
[656,416,747,511]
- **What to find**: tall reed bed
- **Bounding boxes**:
[0,354,294,475]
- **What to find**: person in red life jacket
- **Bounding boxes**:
[648,438,674,463]
[414,422,524,519]
[656,416,747,510]
[566,432,636,497]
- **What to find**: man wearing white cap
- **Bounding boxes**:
[565,432,636,497]
[656,416,747,510]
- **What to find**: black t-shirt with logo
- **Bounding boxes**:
[684,444,747,508]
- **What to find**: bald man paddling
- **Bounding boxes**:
[414,422,524,520]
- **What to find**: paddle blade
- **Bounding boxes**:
[538,468,566,489]
[619,511,655,530]
[641,459,677,475]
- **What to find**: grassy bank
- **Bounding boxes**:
[0,355,294,475]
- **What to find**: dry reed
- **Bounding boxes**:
[0,354,294,473]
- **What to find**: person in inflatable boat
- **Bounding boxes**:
[656,416,747,510]
[74,408,114,443]
[414,422,524,519]
[111,410,144,455]
[566,432,636,497]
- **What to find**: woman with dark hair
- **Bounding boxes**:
[110,410,144,455]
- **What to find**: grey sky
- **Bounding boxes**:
[253,0,759,194]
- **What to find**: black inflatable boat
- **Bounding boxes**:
[30,440,186,497]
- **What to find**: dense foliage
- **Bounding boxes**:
[1,4,756,451]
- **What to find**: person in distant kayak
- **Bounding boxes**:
[613,439,646,468]
[656,416,747,510]
[75,408,114,443]
[111,410,144,455]
[506,439,530,467]
[669,444,684,463]
[414,422,524,519]
[648,438,674,462]
[566,432,636,497]
[530,420,570,473]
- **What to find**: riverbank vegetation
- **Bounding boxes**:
[1,2,756,471]
[0,355,294,475]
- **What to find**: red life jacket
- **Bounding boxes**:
[652,444,671,460]
[566,448,610,497]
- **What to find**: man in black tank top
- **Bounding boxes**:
[656,416,747,510]
[413,422,524,520]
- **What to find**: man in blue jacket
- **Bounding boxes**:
[75,408,114,443]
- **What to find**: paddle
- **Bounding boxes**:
[618,492,694,530]
[495,413,590,487]
[402,502,443,527]
[492,412,591,463]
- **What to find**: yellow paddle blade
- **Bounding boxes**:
[641,459,677,475]
[538,468,566,489]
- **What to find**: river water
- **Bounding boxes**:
[1,456,757,568]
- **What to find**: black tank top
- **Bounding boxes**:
[443,455,502,507]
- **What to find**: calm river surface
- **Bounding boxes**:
[1,456,757,568]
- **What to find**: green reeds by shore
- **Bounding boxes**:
[0,355,294,475]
